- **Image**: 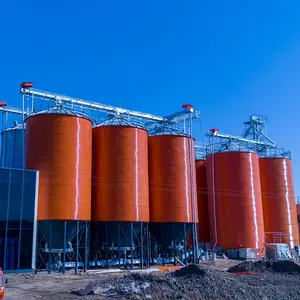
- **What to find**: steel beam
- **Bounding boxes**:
[206,132,277,148]
[0,106,24,115]
[21,88,165,121]
[20,88,200,125]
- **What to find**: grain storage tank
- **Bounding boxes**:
[206,150,265,252]
[1,124,24,168]
[148,134,198,264]
[92,125,149,222]
[260,155,299,247]
[195,159,210,245]
[25,108,92,221]
[148,135,198,223]
[91,123,149,269]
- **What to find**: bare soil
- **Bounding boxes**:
[4,260,300,300]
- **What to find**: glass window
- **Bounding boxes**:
[0,169,9,222]
[0,168,37,271]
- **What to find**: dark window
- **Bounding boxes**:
[0,168,37,271]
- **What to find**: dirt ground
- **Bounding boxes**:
[4,259,300,300]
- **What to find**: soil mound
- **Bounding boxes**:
[174,264,206,277]
[272,261,300,273]
[228,260,300,274]
[227,260,271,273]
[72,264,300,300]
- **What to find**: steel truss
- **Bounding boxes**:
[206,114,290,158]
[37,221,89,274]
[90,222,149,269]
[20,86,200,135]
[149,223,198,266]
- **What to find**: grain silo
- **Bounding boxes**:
[1,124,24,169]
[206,150,265,256]
[260,156,299,248]
[148,134,198,264]
[195,159,210,247]
[25,107,92,272]
[91,124,149,269]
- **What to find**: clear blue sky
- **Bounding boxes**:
[1,0,300,196]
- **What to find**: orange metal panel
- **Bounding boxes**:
[148,135,198,223]
[195,160,210,243]
[25,114,92,221]
[206,152,265,250]
[92,126,149,222]
[297,204,300,217]
[297,204,300,240]
[259,158,299,246]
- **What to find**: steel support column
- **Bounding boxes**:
[75,221,79,274]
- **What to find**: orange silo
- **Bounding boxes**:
[92,125,149,222]
[25,111,92,221]
[195,160,210,244]
[206,151,265,251]
[148,135,198,223]
[259,158,299,247]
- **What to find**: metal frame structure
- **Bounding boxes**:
[37,221,89,274]
[90,222,149,269]
[205,114,290,158]
[242,115,276,145]
[194,143,208,160]
[20,85,200,129]
[0,106,25,132]
[149,222,197,266]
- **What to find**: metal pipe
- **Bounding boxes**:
[0,106,24,115]
[22,94,25,170]
[146,224,150,268]
[48,222,52,274]
[21,88,164,121]
[31,94,34,112]
[84,222,88,272]
[172,223,176,266]
[130,223,133,270]
[140,223,143,269]
[31,171,39,273]
[161,224,165,266]
[105,223,108,269]
[206,132,277,148]
[75,221,79,274]
[63,221,66,274]
[189,111,198,263]
[95,225,98,270]
[183,224,187,265]
[118,223,121,267]
[212,136,218,259]
[4,127,8,167]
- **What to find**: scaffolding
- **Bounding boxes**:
[205,114,289,158]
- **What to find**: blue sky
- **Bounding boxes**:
[1,0,300,196]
